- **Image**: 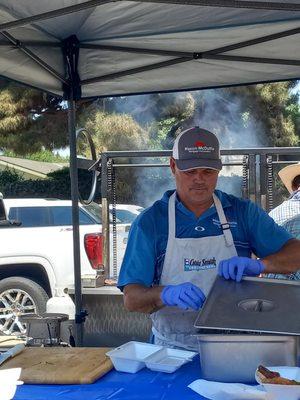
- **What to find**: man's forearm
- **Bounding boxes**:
[262,239,300,274]
[123,284,164,314]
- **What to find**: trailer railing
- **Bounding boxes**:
[94,147,300,278]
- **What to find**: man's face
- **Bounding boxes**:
[170,157,219,208]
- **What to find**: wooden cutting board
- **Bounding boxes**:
[0,347,113,384]
[0,336,25,350]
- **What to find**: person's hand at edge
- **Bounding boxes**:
[218,256,265,282]
[160,282,206,310]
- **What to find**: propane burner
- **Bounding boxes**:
[238,299,274,312]
[19,313,69,347]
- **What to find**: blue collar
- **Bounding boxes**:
[162,189,232,221]
[290,190,300,201]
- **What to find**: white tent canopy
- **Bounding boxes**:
[0,0,299,99]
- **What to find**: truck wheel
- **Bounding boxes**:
[0,277,49,335]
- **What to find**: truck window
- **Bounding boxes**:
[83,203,123,224]
[8,207,50,227]
[51,207,96,226]
[115,209,138,224]
[82,203,102,224]
[8,206,96,227]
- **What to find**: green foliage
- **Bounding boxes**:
[182,83,300,149]
[1,167,96,201]
[157,93,195,120]
[78,108,150,202]
[79,108,148,152]
[106,92,195,127]
[2,179,68,199]
[147,93,195,150]
[47,167,70,180]
[255,82,299,146]
[0,78,299,203]
[3,149,68,163]
[0,79,68,155]
[285,102,300,137]
[0,168,24,190]
[149,118,178,149]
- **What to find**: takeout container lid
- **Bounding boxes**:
[106,341,196,373]
[255,366,300,400]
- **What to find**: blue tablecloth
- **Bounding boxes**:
[14,356,206,400]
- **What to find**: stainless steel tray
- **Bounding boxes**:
[196,334,298,383]
[194,276,300,335]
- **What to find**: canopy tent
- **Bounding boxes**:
[0,1,300,99]
[0,0,299,345]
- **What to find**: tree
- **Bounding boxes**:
[79,108,148,152]
[0,77,298,205]
[237,82,299,147]
[0,79,68,155]
[78,106,150,203]
[0,168,23,190]
[109,93,195,150]
[161,82,299,149]
[3,149,68,162]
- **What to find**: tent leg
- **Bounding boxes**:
[67,98,85,346]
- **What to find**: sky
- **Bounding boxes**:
[291,82,300,100]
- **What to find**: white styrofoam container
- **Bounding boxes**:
[255,366,300,400]
[144,348,197,373]
[0,368,23,400]
[106,341,163,373]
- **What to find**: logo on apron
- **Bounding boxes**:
[184,257,217,271]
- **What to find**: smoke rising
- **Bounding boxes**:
[113,89,268,206]
[192,90,266,198]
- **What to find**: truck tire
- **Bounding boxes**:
[0,277,49,335]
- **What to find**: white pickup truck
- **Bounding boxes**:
[0,198,142,335]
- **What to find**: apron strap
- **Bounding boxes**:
[168,192,176,240]
[213,193,235,247]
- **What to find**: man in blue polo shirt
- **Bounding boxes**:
[118,127,300,350]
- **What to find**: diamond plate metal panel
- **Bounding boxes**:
[82,295,152,347]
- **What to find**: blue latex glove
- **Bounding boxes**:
[161,282,206,311]
[218,256,265,282]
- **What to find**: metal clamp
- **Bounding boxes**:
[221,222,230,230]
[75,309,88,324]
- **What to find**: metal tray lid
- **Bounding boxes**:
[194,276,300,335]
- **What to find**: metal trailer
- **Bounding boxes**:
[75,145,300,347]
[98,147,300,276]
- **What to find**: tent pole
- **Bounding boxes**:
[67,96,85,347]
[64,35,86,347]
